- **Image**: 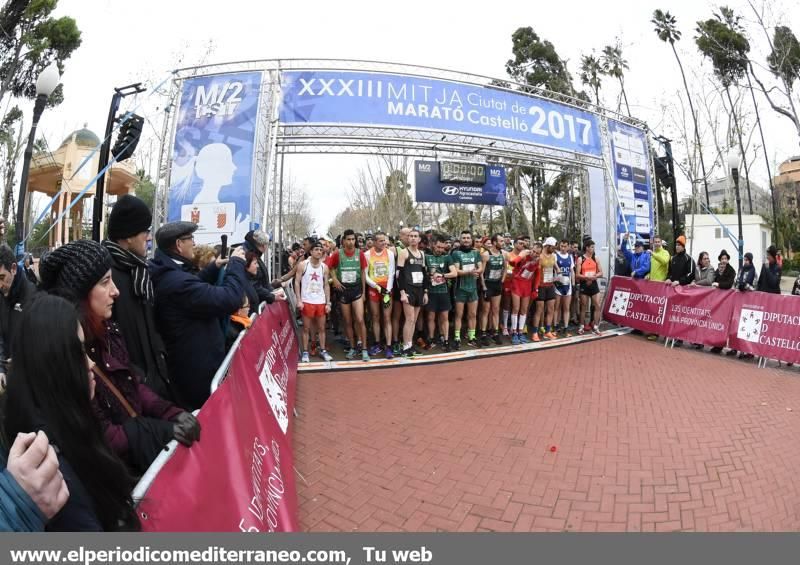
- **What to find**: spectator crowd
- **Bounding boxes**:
[0,192,797,531]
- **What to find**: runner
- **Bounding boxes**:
[294,240,333,362]
[554,239,575,337]
[364,232,395,359]
[396,229,428,357]
[424,233,458,351]
[391,227,412,354]
[326,229,369,362]
[532,236,559,341]
[451,230,483,349]
[508,240,541,345]
[480,234,507,346]
[576,239,603,335]
[501,236,524,336]
[364,231,396,359]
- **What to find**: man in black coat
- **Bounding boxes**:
[102,195,175,401]
[149,221,247,410]
[0,244,36,387]
[666,235,696,287]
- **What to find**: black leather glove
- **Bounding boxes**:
[172,412,201,446]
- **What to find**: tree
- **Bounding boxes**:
[505,27,575,97]
[695,6,754,214]
[0,0,81,106]
[747,0,800,146]
[132,169,155,211]
[600,44,631,115]
[579,53,603,105]
[347,156,418,234]
[0,105,23,227]
[652,9,711,206]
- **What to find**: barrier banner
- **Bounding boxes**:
[603,276,668,334]
[661,285,734,347]
[136,302,299,532]
[728,292,800,364]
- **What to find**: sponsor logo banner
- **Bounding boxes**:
[729,293,800,364]
[137,303,299,532]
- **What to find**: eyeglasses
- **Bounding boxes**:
[178,235,195,242]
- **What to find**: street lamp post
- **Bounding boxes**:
[728,151,744,272]
[15,62,60,255]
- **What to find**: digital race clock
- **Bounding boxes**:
[439,161,486,184]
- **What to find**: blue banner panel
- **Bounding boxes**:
[415,161,506,205]
[608,119,654,244]
[280,71,602,158]
[168,72,262,245]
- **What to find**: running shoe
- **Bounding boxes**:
[402,347,421,358]
[592,325,601,336]
[385,346,394,359]
[531,333,540,343]
[467,338,479,348]
[320,350,333,362]
[577,326,585,335]
[392,342,402,355]
[368,344,383,356]
[443,340,451,352]
[583,324,592,333]
[511,333,520,346]
[425,339,436,351]
[544,332,558,340]
[362,348,370,362]
[502,327,510,337]
[481,334,492,347]
[561,328,572,338]
[301,351,310,363]
[345,348,357,360]
[493,333,503,345]
[452,340,461,350]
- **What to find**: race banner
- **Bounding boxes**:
[603,276,668,334]
[280,70,602,157]
[662,285,734,347]
[136,302,299,532]
[728,292,800,364]
[167,71,263,245]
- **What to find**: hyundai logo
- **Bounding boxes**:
[442,186,460,196]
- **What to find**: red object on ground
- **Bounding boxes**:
[550,445,557,452]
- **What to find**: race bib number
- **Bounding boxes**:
[374,262,389,278]
[559,275,570,286]
[543,270,554,284]
[411,271,424,285]
[432,273,445,286]
[522,269,533,280]
[585,271,596,278]
[342,271,357,284]
[308,281,322,295]
[462,263,475,273]
[488,269,502,281]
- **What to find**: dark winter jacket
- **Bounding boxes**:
[713,264,736,290]
[149,249,247,410]
[736,263,757,291]
[756,261,782,294]
[615,253,631,277]
[88,322,183,471]
[792,277,800,296]
[667,251,695,286]
[0,273,36,368]
[243,242,275,307]
[106,246,174,401]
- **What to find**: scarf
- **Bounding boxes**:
[102,240,153,304]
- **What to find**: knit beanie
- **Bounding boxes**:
[108,195,152,241]
[39,239,113,300]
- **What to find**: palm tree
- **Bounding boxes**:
[652,9,711,207]
[579,54,603,105]
[601,44,631,116]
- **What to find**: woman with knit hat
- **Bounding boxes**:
[39,240,200,474]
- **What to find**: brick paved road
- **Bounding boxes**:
[293,335,800,532]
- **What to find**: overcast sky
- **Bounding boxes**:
[33,0,800,233]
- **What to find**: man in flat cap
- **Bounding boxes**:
[149,221,247,410]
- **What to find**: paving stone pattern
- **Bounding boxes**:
[293,335,800,532]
